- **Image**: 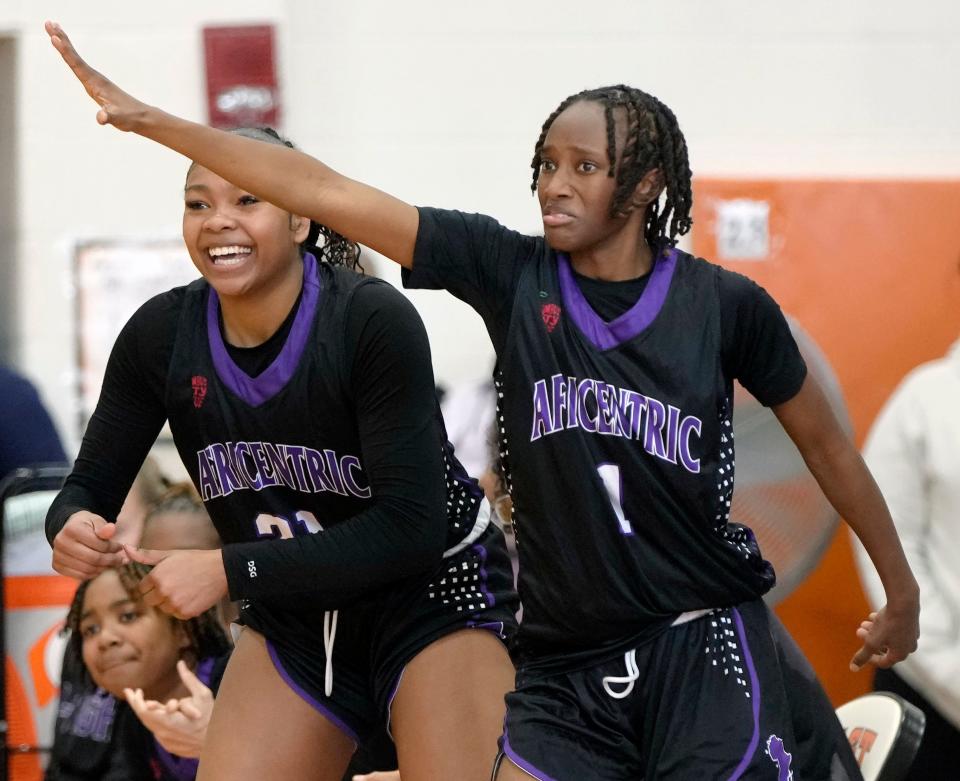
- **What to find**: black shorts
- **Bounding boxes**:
[243,522,518,745]
[500,600,862,780]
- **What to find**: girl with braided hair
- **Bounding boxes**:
[47,480,228,781]
[50,563,231,781]
[46,22,920,779]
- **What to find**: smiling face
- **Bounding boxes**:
[182,165,309,302]
[79,570,188,700]
[537,100,638,255]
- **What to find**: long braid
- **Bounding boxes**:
[63,580,91,646]
[531,85,693,248]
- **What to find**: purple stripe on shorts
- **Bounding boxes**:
[467,620,507,639]
[385,668,405,738]
[501,727,559,781]
[265,638,360,745]
[472,543,495,607]
[726,607,762,781]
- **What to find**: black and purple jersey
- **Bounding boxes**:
[164,253,486,604]
[405,208,805,666]
[48,252,488,609]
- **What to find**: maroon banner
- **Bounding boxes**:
[203,24,280,129]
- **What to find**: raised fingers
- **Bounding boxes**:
[44,20,146,131]
[177,660,213,703]
[124,687,151,721]
[44,22,105,100]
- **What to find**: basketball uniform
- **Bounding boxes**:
[159,252,517,743]
[405,207,862,779]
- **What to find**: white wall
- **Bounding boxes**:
[5,1,287,452]
[4,0,959,453]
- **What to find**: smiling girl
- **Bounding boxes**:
[45,115,516,781]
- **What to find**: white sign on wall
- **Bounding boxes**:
[74,240,199,427]
[716,198,771,261]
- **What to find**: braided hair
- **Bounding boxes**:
[530,85,693,249]
[188,127,363,271]
[63,563,231,675]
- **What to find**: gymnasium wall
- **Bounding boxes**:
[1,0,958,705]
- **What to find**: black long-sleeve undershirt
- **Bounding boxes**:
[46,276,447,605]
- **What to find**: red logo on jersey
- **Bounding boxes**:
[847,726,878,766]
[191,375,208,409]
[541,303,561,333]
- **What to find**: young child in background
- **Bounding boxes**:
[47,485,231,781]
[52,563,230,781]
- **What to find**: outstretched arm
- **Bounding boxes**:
[773,374,920,672]
[45,21,420,268]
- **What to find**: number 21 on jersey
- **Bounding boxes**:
[254,510,323,539]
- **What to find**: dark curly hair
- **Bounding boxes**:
[530,85,693,249]
[63,563,231,676]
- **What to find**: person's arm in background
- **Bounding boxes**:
[853,367,960,727]
[0,365,67,479]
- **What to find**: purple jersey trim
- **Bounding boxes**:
[501,728,559,781]
[206,252,321,407]
[265,638,361,745]
[557,248,677,351]
[727,607,762,780]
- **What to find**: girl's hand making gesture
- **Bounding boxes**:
[125,660,215,759]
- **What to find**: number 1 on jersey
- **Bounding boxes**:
[597,463,633,535]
